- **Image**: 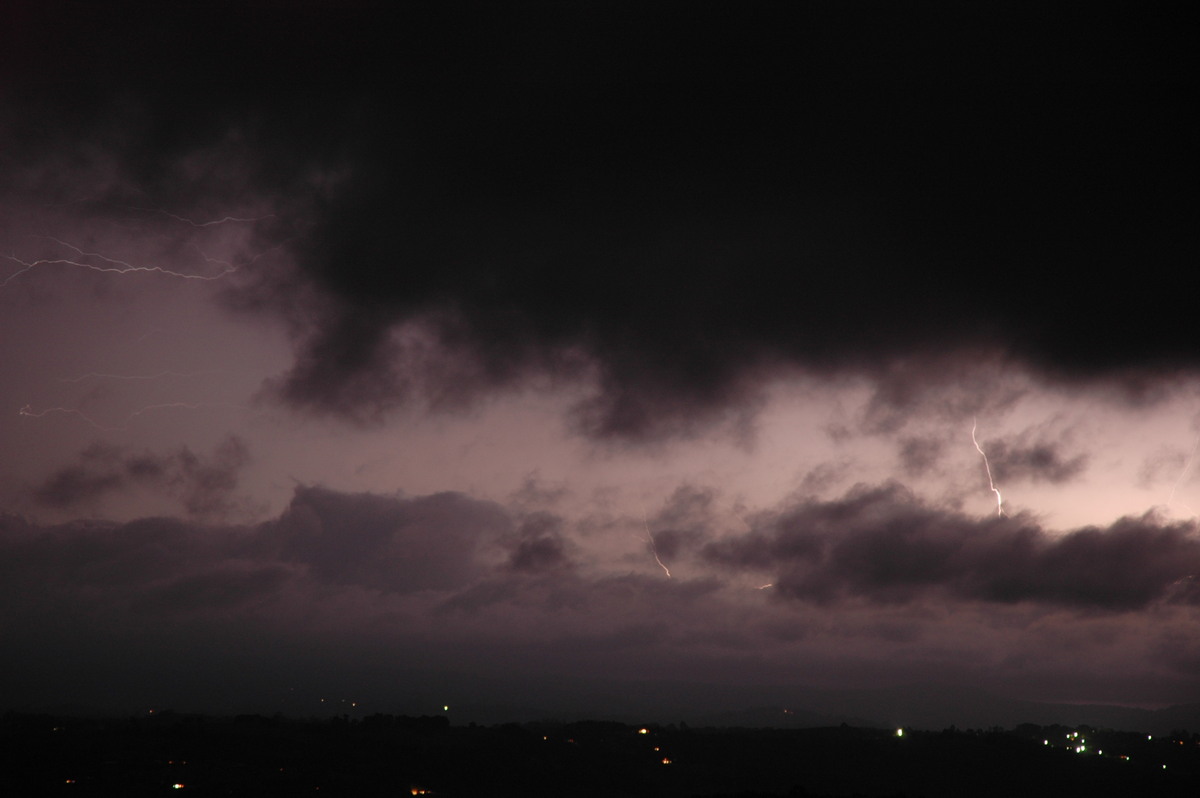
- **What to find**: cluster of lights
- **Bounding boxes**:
[636,726,670,763]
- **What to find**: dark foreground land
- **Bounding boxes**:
[3,712,1199,797]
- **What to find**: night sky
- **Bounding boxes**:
[2,2,1199,720]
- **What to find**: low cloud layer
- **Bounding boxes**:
[3,482,1199,712]
[33,436,251,518]
[707,484,1200,611]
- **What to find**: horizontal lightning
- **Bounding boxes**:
[2,241,237,287]
[127,207,277,228]
[19,404,114,432]
[59,370,224,384]
[19,401,236,432]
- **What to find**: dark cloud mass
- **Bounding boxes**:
[987,438,1089,485]
[33,436,251,518]
[0,486,511,642]
[504,511,571,573]
[898,436,944,478]
[3,3,1195,439]
[706,484,1200,611]
[261,486,510,593]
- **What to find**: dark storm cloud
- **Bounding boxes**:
[986,438,1089,485]
[436,566,723,620]
[0,485,514,633]
[32,436,251,518]
[705,483,1200,611]
[127,562,296,617]
[897,436,945,478]
[798,460,857,495]
[643,484,720,562]
[0,486,717,640]
[260,486,511,593]
[505,511,572,573]
[507,472,570,511]
[4,4,1196,440]
[32,446,124,507]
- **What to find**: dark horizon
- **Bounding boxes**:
[8,675,1200,739]
[5,709,1199,797]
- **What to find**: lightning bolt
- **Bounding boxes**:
[191,239,288,271]
[2,238,237,287]
[19,404,115,432]
[19,401,235,432]
[59,370,223,384]
[972,418,1005,517]
[642,509,672,579]
[127,207,276,228]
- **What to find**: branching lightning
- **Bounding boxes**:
[191,239,288,271]
[5,215,273,439]
[19,401,235,432]
[124,402,222,422]
[972,418,1005,517]
[127,207,276,228]
[19,404,114,432]
[2,238,238,287]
